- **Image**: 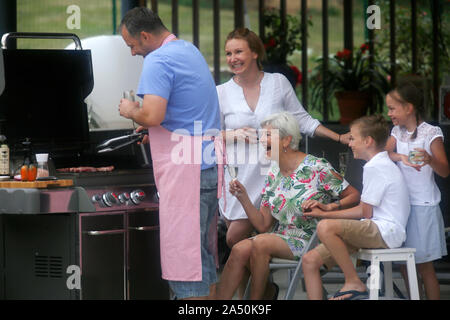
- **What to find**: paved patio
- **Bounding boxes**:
[272,257,450,300]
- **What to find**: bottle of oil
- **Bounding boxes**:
[0,133,9,178]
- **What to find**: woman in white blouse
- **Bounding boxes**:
[218,28,349,249]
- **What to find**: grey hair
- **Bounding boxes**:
[119,7,167,38]
[260,112,301,151]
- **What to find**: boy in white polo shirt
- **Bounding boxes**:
[300,115,410,300]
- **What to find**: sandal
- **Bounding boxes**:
[331,289,368,300]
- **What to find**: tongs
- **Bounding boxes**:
[96,129,148,153]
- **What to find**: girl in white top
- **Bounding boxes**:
[218,28,350,249]
[386,81,450,300]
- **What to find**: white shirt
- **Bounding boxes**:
[391,122,444,206]
[216,72,321,220]
[361,151,410,248]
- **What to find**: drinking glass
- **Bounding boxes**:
[123,90,135,102]
[227,165,239,181]
[123,90,137,129]
[338,152,348,176]
[408,139,424,165]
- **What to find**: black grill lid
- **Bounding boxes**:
[0,33,93,155]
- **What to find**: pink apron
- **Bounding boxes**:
[148,125,225,281]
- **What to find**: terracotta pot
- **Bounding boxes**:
[335,91,371,125]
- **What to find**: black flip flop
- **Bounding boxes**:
[332,289,368,300]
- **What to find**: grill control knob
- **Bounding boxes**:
[118,192,130,204]
[130,189,145,205]
[102,192,118,207]
[91,194,102,204]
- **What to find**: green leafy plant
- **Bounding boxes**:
[375,0,450,79]
[262,8,311,64]
[310,43,390,117]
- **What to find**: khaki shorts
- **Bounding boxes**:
[315,219,388,270]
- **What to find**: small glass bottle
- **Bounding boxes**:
[36,153,49,179]
[0,134,9,178]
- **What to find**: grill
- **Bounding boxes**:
[0,32,168,300]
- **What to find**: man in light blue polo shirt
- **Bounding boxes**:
[119,7,220,300]
[136,30,220,169]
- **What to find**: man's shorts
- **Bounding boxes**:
[168,166,218,299]
[315,219,388,270]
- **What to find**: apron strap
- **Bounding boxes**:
[203,135,227,211]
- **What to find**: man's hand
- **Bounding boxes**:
[119,98,140,119]
[136,126,149,145]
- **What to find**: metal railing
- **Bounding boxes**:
[127,0,443,121]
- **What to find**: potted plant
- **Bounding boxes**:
[310,43,390,124]
[262,8,310,89]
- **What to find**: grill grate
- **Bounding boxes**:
[34,255,63,278]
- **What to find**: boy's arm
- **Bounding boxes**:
[304,201,373,220]
[304,202,363,220]
[361,202,373,219]
[301,184,360,212]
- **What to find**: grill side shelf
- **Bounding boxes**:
[0,188,40,214]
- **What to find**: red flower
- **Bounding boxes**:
[360,43,370,54]
[289,65,303,86]
[336,48,352,61]
[264,38,276,49]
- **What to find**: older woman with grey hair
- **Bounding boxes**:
[216,112,360,300]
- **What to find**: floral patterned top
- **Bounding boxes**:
[261,154,349,259]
